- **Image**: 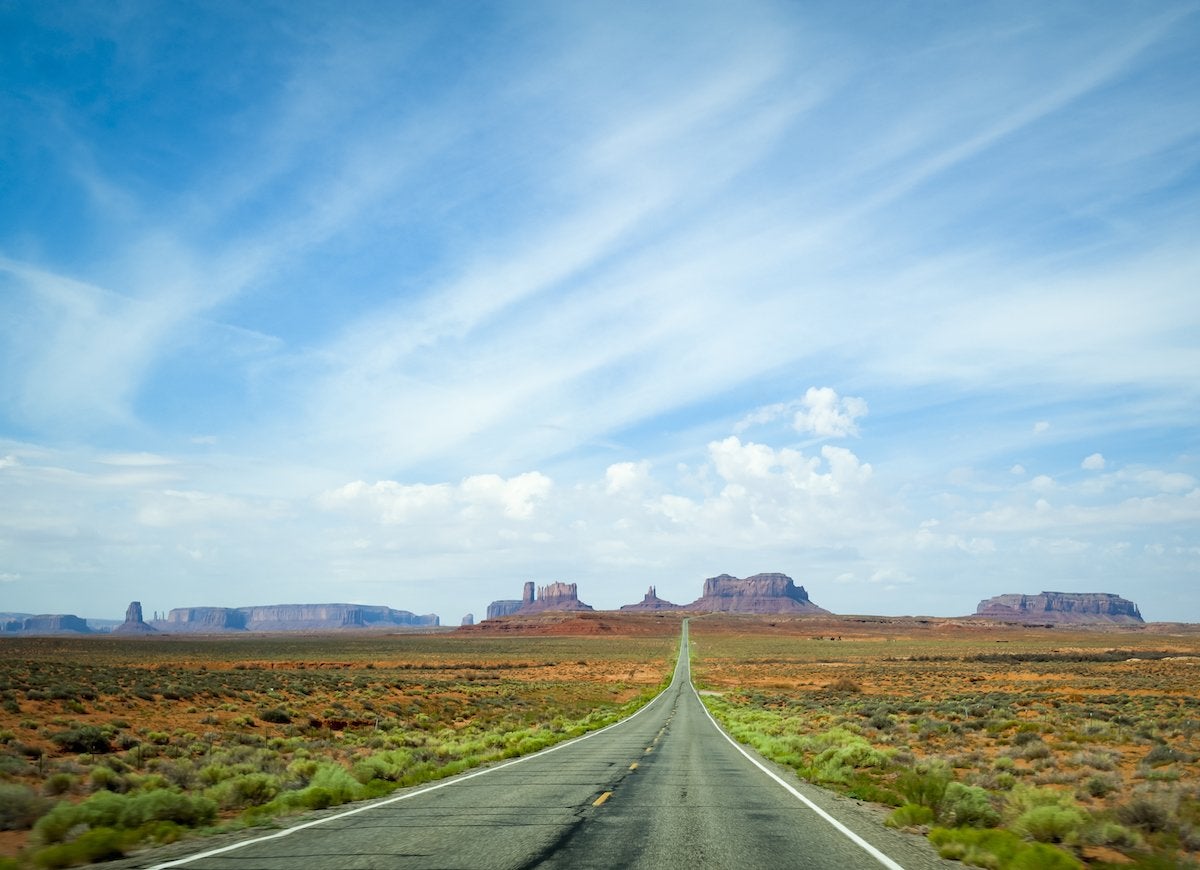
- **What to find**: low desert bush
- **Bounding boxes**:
[205,772,280,810]
[940,782,1000,828]
[1012,804,1087,844]
[0,782,50,830]
[886,803,935,828]
[929,827,1082,870]
[896,761,952,810]
[1116,791,1176,833]
[50,725,111,755]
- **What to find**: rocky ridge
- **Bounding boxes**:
[156,603,439,632]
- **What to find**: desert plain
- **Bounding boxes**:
[1,612,1198,869]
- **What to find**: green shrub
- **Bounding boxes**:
[33,827,126,868]
[1116,793,1175,833]
[43,773,74,796]
[0,782,50,830]
[351,749,413,784]
[32,789,216,845]
[1013,804,1086,844]
[50,726,111,755]
[886,803,935,828]
[259,707,292,724]
[896,761,952,809]
[940,782,1000,828]
[89,765,125,793]
[930,827,1082,870]
[205,772,280,810]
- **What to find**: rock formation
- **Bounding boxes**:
[485,581,593,617]
[156,604,439,632]
[620,586,683,611]
[975,592,1143,624]
[461,613,474,626]
[687,573,829,614]
[522,582,593,613]
[112,601,158,635]
[1,614,92,634]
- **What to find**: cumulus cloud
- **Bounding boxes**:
[1082,452,1106,470]
[605,461,651,495]
[793,387,868,438]
[1033,421,1051,434]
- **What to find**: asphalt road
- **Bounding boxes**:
[131,621,950,870]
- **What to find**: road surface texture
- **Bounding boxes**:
[115,622,953,870]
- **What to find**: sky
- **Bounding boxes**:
[1,1,1198,625]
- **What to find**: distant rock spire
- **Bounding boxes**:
[113,600,157,634]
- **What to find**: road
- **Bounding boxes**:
[132,621,948,870]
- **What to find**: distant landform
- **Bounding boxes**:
[974,591,1144,625]
[0,580,1159,636]
[490,572,827,618]
[155,603,440,632]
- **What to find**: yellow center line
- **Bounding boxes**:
[593,791,613,807]
[629,762,638,770]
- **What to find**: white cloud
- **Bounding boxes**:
[1034,421,1051,434]
[793,387,868,438]
[605,461,651,495]
[1082,452,1106,470]
[321,472,552,524]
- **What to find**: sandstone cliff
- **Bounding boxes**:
[156,603,439,632]
[620,586,683,611]
[975,591,1143,624]
[688,573,829,614]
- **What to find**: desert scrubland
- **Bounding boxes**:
[690,615,1200,870]
[2,613,1198,869]
[0,623,676,868]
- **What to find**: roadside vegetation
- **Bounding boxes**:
[0,630,675,868]
[691,616,1200,870]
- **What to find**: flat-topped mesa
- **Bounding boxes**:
[1,614,93,634]
[689,572,830,614]
[975,591,1143,624]
[113,600,157,635]
[156,604,439,632]
[620,585,684,611]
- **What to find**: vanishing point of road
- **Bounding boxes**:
[127,621,952,870]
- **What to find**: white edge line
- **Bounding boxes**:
[692,682,907,870]
[148,644,682,869]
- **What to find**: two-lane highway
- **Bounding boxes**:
[135,621,943,869]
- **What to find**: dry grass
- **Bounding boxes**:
[690,614,1200,869]
[0,624,677,866]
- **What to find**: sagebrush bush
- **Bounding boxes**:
[886,803,935,828]
[939,782,999,828]
[50,725,111,755]
[0,782,50,830]
[930,827,1082,870]
[1013,804,1086,844]
[205,772,280,810]
[896,762,952,810]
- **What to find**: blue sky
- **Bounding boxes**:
[1,1,1198,624]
